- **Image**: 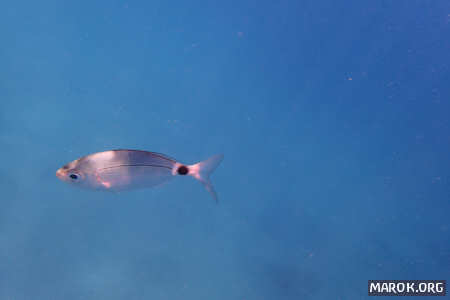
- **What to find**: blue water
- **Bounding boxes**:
[1,1,449,299]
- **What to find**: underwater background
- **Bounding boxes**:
[1,0,449,299]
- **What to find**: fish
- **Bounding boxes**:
[56,149,224,201]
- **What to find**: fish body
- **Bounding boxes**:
[56,150,223,201]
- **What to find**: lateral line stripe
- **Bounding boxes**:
[98,164,172,171]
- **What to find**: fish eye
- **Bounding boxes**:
[69,173,79,180]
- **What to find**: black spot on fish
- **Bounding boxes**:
[177,165,189,175]
[70,174,78,180]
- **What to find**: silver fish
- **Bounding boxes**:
[56,150,223,201]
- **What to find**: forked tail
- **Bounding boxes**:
[188,154,224,202]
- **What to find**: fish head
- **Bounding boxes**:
[56,159,88,187]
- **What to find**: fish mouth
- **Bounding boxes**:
[56,168,65,179]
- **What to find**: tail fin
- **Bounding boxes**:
[188,154,224,202]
